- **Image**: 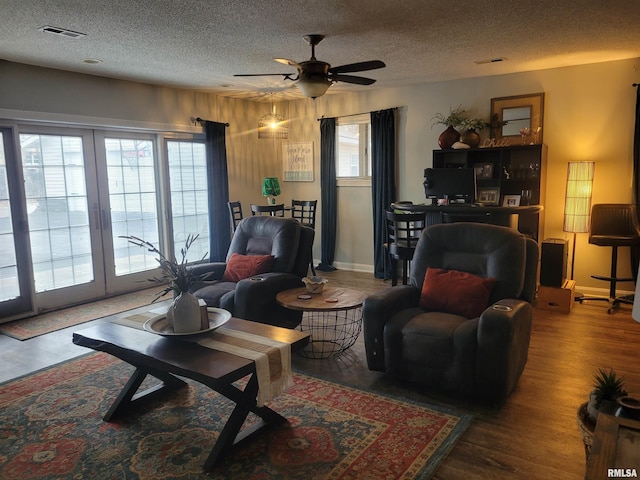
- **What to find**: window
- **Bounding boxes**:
[166,140,209,262]
[336,115,371,183]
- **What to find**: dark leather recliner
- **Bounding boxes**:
[189,216,314,328]
[363,223,539,403]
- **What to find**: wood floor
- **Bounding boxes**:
[2,269,639,479]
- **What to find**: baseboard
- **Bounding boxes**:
[329,260,374,273]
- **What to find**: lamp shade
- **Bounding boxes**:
[261,177,281,197]
[563,162,595,233]
[258,108,288,139]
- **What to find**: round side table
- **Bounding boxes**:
[276,286,365,359]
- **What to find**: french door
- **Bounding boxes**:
[0,124,209,321]
[4,127,162,314]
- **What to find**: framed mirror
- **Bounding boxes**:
[490,92,545,143]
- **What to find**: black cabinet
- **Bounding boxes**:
[432,144,547,239]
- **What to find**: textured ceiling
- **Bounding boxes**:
[2,0,640,101]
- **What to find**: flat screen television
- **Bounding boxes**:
[423,167,476,203]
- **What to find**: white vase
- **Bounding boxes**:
[168,292,202,333]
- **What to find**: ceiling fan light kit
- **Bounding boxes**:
[296,78,332,98]
[234,34,385,99]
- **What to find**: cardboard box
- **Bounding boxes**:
[536,279,576,313]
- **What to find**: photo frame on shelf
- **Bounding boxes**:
[490,92,544,143]
[502,194,521,207]
[474,163,494,179]
[478,188,499,205]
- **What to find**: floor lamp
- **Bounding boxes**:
[562,162,595,291]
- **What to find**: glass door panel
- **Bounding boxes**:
[0,128,33,318]
[98,134,162,293]
[19,131,105,309]
[166,140,209,261]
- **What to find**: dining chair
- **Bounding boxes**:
[291,200,318,276]
[291,199,317,229]
[251,204,285,217]
[227,201,243,233]
[385,210,428,286]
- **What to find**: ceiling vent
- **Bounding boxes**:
[38,25,86,39]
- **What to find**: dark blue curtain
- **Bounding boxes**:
[632,85,640,276]
[204,121,230,261]
[317,118,337,272]
[371,108,396,279]
[634,85,640,205]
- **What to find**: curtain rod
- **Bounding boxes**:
[195,117,230,127]
[316,107,398,121]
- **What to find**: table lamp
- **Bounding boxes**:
[563,161,595,282]
[262,177,281,205]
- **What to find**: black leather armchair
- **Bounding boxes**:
[189,216,314,328]
[363,223,539,403]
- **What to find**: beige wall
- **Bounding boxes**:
[2,58,639,292]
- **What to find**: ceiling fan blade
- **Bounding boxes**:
[329,60,385,74]
[233,74,299,82]
[274,58,301,69]
[331,74,376,85]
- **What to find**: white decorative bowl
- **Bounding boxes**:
[302,276,328,294]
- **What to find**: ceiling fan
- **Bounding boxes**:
[234,34,386,99]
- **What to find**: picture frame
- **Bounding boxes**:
[490,92,544,143]
[474,163,494,179]
[478,188,499,205]
[502,194,521,207]
[283,142,314,182]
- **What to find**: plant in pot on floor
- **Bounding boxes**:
[587,368,627,422]
[121,234,209,334]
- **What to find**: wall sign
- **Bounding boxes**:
[283,142,314,182]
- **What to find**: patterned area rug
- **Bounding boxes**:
[0,288,159,340]
[0,352,472,479]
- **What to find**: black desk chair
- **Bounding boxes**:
[227,201,243,233]
[584,204,640,313]
[251,204,285,217]
[386,210,427,286]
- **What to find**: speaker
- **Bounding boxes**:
[540,238,568,287]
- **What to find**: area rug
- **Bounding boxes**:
[0,288,159,340]
[0,352,472,479]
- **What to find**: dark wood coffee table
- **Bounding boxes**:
[72,319,309,471]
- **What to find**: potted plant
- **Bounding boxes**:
[458,118,488,148]
[431,105,467,128]
[587,368,627,422]
[432,106,466,149]
[120,234,210,333]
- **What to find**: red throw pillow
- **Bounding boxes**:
[222,253,274,282]
[419,267,496,319]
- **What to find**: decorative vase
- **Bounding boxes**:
[167,291,202,333]
[459,129,481,148]
[438,125,460,149]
